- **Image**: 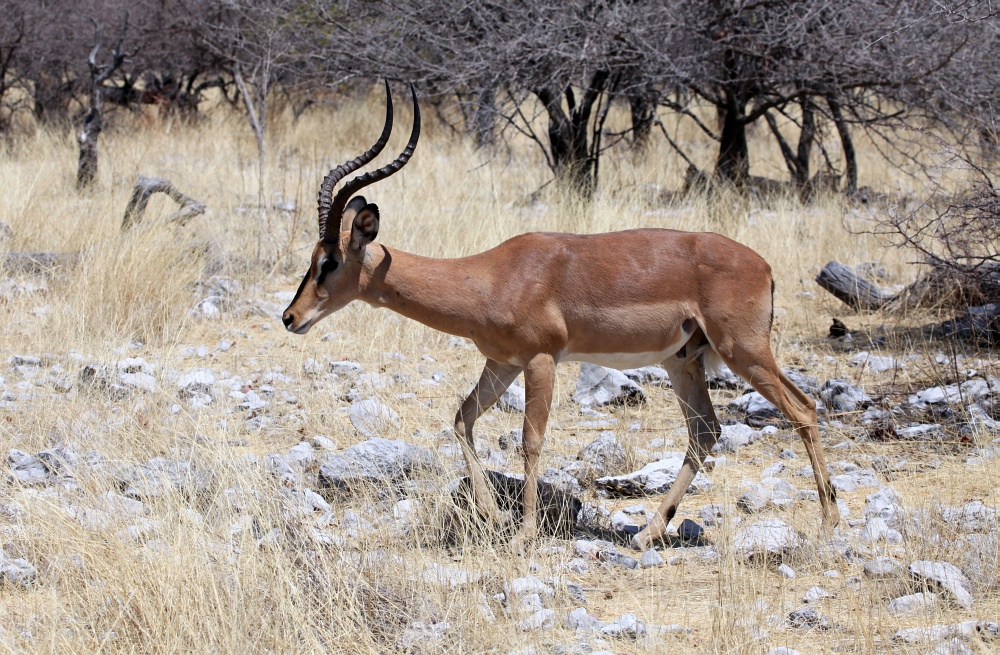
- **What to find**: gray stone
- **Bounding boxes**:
[395,621,450,652]
[516,593,544,614]
[564,606,604,632]
[329,361,364,376]
[941,500,999,533]
[762,461,786,477]
[605,552,640,570]
[284,442,315,469]
[348,397,400,439]
[420,562,484,588]
[788,607,832,630]
[639,549,664,568]
[737,484,771,514]
[820,379,873,413]
[927,638,975,655]
[713,423,760,453]
[573,363,645,407]
[780,448,798,459]
[893,620,998,644]
[768,648,801,655]
[499,381,526,412]
[706,362,743,389]
[7,450,51,486]
[505,576,554,599]
[864,556,904,579]
[595,453,711,497]
[898,424,945,441]
[623,366,672,387]
[699,503,727,527]
[862,517,903,544]
[600,613,646,639]
[778,564,796,578]
[178,369,215,399]
[864,487,905,528]
[318,437,436,491]
[80,360,157,397]
[117,458,213,499]
[540,467,583,495]
[677,518,704,542]
[727,392,782,425]
[498,429,522,451]
[518,608,555,631]
[830,474,858,493]
[908,378,1000,409]
[576,431,627,477]
[802,586,834,603]
[0,550,36,586]
[888,592,938,615]
[733,518,801,560]
[849,351,901,373]
[909,561,974,608]
[783,368,820,396]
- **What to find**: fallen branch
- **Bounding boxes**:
[122,175,206,231]
[815,261,895,310]
[934,303,1000,346]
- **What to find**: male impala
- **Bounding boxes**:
[283,82,839,552]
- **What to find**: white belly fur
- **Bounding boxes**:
[558,345,685,369]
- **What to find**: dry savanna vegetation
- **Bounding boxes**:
[0,86,998,655]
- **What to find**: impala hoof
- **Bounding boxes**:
[631,530,653,552]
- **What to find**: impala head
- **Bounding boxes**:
[282,81,420,334]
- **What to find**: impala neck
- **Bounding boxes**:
[357,245,490,339]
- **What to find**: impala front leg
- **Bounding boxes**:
[510,353,556,555]
[454,359,523,527]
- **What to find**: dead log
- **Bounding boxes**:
[815,261,895,310]
[122,175,206,230]
[934,303,1000,346]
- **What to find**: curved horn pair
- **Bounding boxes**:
[317,81,421,243]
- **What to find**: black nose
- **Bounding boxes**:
[282,313,294,329]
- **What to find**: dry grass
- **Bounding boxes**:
[0,91,997,654]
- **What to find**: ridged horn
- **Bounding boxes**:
[317,79,393,241]
[328,83,421,239]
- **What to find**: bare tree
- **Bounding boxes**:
[77,12,134,189]
[296,0,669,193]
[0,9,26,133]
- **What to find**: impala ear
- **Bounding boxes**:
[349,203,380,251]
[340,196,368,231]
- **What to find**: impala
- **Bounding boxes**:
[282,82,839,552]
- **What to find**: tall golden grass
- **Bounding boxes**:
[0,89,996,654]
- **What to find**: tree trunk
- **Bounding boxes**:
[473,83,497,149]
[32,72,69,123]
[535,71,609,194]
[628,88,656,151]
[827,95,857,196]
[794,97,815,189]
[716,92,749,185]
[76,87,103,189]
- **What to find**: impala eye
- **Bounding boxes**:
[317,258,338,283]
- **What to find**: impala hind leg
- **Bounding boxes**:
[509,353,556,555]
[719,345,839,535]
[454,359,523,526]
[632,350,720,551]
